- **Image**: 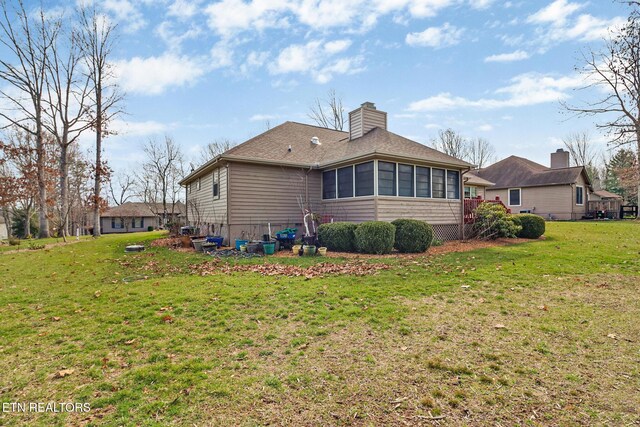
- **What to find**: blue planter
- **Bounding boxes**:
[235,239,249,250]
[207,236,224,248]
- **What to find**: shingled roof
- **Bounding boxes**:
[101,202,186,218]
[475,156,591,189]
[181,121,472,184]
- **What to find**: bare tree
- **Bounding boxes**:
[467,137,496,169]
[562,131,603,185]
[78,5,122,237]
[195,138,234,167]
[0,0,60,237]
[308,89,345,130]
[108,171,136,206]
[43,19,93,238]
[563,5,640,202]
[431,128,469,160]
[140,136,184,227]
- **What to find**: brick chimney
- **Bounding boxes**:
[550,148,570,169]
[349,102,387,140]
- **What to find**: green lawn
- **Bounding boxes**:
[0,223,638,426]
[0,235,92,253]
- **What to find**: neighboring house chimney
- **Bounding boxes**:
[349,102,387,140]
[550,148,570,169]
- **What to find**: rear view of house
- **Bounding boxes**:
[180,102,475,243]
[476,149,592,220]
[100,202,186,233]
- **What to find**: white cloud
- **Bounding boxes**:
[484,50,530,63]
[527,0,583,26]
[115,54,207,95]
[155,21,202,52]
[211,41,235,68]
[205,0,290,37]
[109,119,170,136]
[469,0,494,10]
[406,23,464,48]
[102,0,146,33]
[407,72,585,111]
[240,51,270,75]
[269,39,363,83]
[167,0,202,19]
[250,114,279,122]
[477,124,493,131]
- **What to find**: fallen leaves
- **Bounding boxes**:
[53,369,74,379]
[494,324,507,329]
[189,261,391,279]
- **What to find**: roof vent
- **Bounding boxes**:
[311,136,321,145]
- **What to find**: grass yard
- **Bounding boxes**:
[0,235,92,253]
[0,222,639,426]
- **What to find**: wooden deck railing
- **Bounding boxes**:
[464,196,510,224]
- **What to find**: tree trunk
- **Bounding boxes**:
[2,208,12,238]
[59,143,69,239]
[92,92,102,238]
[36,120,49,238]
[24,206,32,237]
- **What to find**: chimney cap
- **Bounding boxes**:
[361,101,376,109]
[555,148,566,153]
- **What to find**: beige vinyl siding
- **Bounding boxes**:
[362,110,387,134]
[376,197,461,224]
[101,216,158,234]
[187,164,228,236]
[486,185,574,220]
[227,162,314,241]
[348,109,363,140]
[321,198,377,222]
[571,173,589,220]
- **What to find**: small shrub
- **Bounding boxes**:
[473,203,521,239]
[8,237,21,246]
[27,241,45,250]
[354,221,395,254]
[391,219,434,253]
[147,226,154,232]
[317,222,357,252]
[513,213,545,239]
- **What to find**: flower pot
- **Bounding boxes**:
[263,242,275,255]
[235,239,249,250]
[318,247,327,256]
[192,239,206,252]
[207,236,224,248]
[240,245,247,252]
[246,243,259,254]
[292,244,302,255]
[303,245,316,256]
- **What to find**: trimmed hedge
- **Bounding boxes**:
[354,221,396,254]
[318,222,358,252]
[513,213,545,239]
[391,219,434,253]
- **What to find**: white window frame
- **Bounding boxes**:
[212,169,220,200]
[196,178,201,191]
[464,186,477,199]
[508,188,522,207]
[575,185,584,205]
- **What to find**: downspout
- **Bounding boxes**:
[226,162,231,245]
[460,167,472,240]
[305,166,313,211]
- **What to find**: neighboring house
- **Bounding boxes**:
[179,102,474,243]
[464,172,495,199]
[590,189,623,201]
[100,202,186,234]
[0,216,7,240]
[476,149,592,220]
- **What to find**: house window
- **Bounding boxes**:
[416,166,431,198]
[322,170,336,199]
[111,218,123,229]
[576,186,584,205]
[213,169,219,199]
[131,217,144,228]
[337,166,353,198]
[398,164,414,197]
[447,170,460,199]
[378,161,396,196]
[355,161,374,196]
[197,178,201,190]
[508,188,521,206]
[432,168,446,199]
[464,186,477,198]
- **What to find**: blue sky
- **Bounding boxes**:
[16,0,632,171]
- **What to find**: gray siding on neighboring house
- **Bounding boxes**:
[101,216,158,234]
[186,163,228,235]
[486,185,575,220]
[0,223,7,240]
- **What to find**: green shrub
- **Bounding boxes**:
[354,221,396,254]
[147,226,154,232]
[27,241,45,250]
[317,222,358,252]
[391,219,434,253]
[8,237,20,246]
[513,214,545,239]
[473,202,521,240]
